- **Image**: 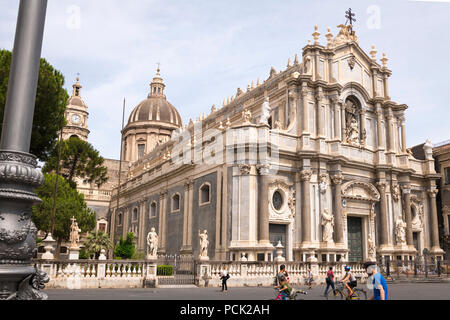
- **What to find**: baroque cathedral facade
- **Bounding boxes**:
[104,24,444,263]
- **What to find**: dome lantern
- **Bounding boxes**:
[149,66,166,98]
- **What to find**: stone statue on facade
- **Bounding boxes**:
[319,174,328,194]
[412,204,423,230]
[346,117,360,146]
[198,230,209,259]
[242,109,252,124]
[259,96,271,125]
[69,217,81,249]
[395,218,407,245]
[321,209,334,243]
[146,227,159,259]
[368,234,376,261]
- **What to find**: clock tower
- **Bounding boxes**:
[62,77,90,141]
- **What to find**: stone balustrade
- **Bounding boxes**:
[34,260,149,289]
[33,259,368,289]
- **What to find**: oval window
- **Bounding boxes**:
[272,191,283,211]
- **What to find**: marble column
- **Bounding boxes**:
[187,180,194,249]
[400,118,407,154]
[333,98,341,141]
[181,179,192,251]
[159,189,168,253]
[331,173,344,244]
[258,165,270,244]
[428,189,441,250]
[377,181,389,246]
[316,94,324,138]
[300,169,312,243]
[402,187,414,247]
[383,74,390,100]
[123,207,129,238]
[341,103,346,143]
[387,111,394,152]
[301,86,309,134]
[375,105,384,151]
[139,200,146,249]
[360,109,366,146]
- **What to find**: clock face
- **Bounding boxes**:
[71,114,81,124]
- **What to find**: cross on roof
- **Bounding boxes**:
[345,8,356,26]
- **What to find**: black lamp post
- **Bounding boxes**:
[0,0,48,300]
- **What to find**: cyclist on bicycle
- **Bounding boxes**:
[340,266,357,298]
[277,264,289,285]
[274,275,292,300]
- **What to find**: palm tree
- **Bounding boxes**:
[83,231,113,259]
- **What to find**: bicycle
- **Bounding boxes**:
[304,277,315,290]
[273,288,308,300]
[324,282,367,300]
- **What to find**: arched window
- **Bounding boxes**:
[199,183,211,205]
[172,194,180,212]
[150,202,157,218]
[118,213,123,226]
[138,144,146,159]
[132,208,138,221]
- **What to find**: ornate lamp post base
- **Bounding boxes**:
[0,0,49,300]
[0,151,47,300]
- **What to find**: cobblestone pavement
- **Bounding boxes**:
[44,282,450,300]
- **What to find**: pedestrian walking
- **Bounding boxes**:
[323,266,336,296]
[220,266,230,292]
[364,261,388,300]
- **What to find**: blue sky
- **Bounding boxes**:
[1,0,449,159]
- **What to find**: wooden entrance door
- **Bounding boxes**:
[347,217,363,262]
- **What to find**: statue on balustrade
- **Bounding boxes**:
[198,230,209,259]
[259,96,271,125]
[69,217,81,249]
[146,227,159,258]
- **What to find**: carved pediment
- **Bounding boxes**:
[341,180,380,202]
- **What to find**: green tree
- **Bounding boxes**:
[32,173,96,256]
[43,137,108,189]
[114,233,135,260]
[0,49,68,162]
[84,231,113,259]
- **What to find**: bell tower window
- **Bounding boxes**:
[138,144,146,159]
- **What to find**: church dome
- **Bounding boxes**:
[121,68,183,163]
[127,69,182,127]
[128,96,182,126]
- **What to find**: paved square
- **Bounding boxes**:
[44,283,450,300]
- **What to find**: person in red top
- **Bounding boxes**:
[323,266,336,296]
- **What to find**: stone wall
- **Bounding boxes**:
[166,185,185,255]
[192,172,218,259]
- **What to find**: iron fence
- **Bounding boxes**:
[377,257,449,279]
